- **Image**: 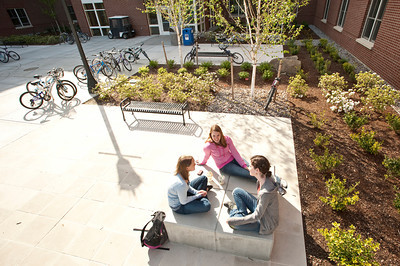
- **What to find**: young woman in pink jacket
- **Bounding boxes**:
[197,124,255,181]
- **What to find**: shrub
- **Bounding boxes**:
[350,127,382,155]
[318,72,347,92]
[314,133,331,147]
[189,72,216,105]
[240,61,252,71]
[194,66,208,76]
[217,68,230,77]
[354,71,385,94]
[167,59,175,69]
[287,74,308,98]
[238,71,250,80]
[382,156,400,179]
[168,84,189,103]
[318,222,380,265]
[157,67,167,75]
[385,114,400,134]
[138,66,149,76]
[308,112,326,129]
[139,76,163,101]
[220,60,231,70]
[343,112,369,131]
[289,45,300,55]
[200,61,213,69]
[296,68,309,80]
[183,61,194,69]
[149,60,158,69]
[309,148,343,172]
[394,186,400,213]
[258,62,272,73]
[177,67,187,74]
[319,38,328,49]
[320,173,359,211]
[361,84,400,112]
[262,69,274,81]
[342,62,355,75]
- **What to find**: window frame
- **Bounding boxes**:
[322,0,331,23]
[361,0,388,43]
[7,8,32,29]
[337,0,349,28]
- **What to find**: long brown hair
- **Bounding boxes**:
[250,155,272,178]
[175,155,194,183]
[205,124,227,147]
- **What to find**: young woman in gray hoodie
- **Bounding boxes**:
[226,155,279,234]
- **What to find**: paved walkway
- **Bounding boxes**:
[0,36,305,265]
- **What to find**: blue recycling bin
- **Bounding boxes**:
[182,28,194,46]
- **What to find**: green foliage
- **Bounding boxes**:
[361,84,400,112]
[350,127,382,155]
[139,75,163,101]
[220,60,231,70]
[167,82,189,103]
[240,61,252,71]
[354,71,385,94]
[343,112,369,131]
[385,114,400,134]
[138,66,149,76]
[382,156,400,179]
[318,222,380,265]
[394,186,400,213]
[194,66,208,76]
[296,68,309,80]
[308,112,326,129]
[238,71,250,80]
[289,45,300,55]
[309,148,343,172]
[0,34,60,45]
[313,132,331,147]
[157,67,167,75]
[342,62,355,75]
[183,61,195,70]
[148,60,159,69]
[287,74,308,98]
[262,69,274,81]
[94,74,137,100]
[188,72,216,105]
[167,59,175,69]
[177,67,187,74]
[320,174,359,211]
[257,62,272,73]
[319,38,328,49]
[200,61,213,69]
[217,68,230,77]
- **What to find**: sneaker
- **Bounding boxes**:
[223,201,237,210]
[280,179,288,189]
[278,187,287,196]
[206,185,213,192]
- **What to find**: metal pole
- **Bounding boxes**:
[61,0,97,93]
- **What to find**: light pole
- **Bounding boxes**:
[60,0,97,93]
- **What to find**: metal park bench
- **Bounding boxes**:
[120,98,191,125]
[184,43,244,64]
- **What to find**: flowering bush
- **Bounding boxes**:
[361,84,400,112]
[354,71,385,94]
[287,74,308,98]
[350,127,382,155]
[217,68,230,77]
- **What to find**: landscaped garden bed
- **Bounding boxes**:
[91,33,400,265]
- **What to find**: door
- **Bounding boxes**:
[148,10,170,35]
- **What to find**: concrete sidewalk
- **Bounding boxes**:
[0,36,305,265]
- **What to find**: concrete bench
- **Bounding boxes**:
[120,99,191,125]
[160,174,275,261]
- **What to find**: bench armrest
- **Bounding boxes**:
[120,98,131,110]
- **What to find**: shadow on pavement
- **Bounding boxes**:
[127,119,203,137]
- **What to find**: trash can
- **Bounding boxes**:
[182,28,194,46]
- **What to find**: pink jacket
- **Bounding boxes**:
[200,135,247,169]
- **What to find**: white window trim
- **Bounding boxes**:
[323,0,331,20]
[333,26,343,32]
[337,0,349,28]
[361,0,387,43]
[8,8,32,29]
[356,38,374,50]
[321,19,327,24]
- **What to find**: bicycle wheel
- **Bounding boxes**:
[100,62,115,78]
[0,51,9,63]
[74,65,88,83]
[122,59,132,71]
[265,86,276,111]
[8,51,20,61]
[26,81,41,95]
[124,51,136,63]
[184,53,194,63]
[20,92,43,109]
[79,34,88,43]
[231,52,244,64]
[57,81,77,101]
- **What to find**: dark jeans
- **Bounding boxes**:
[229,187,260,232]
[174,175,211,215]
[220,159,256,181]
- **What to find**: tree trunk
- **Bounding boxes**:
[250,63,257,98]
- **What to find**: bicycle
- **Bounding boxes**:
[183,43,244,64]
[264,60,282,111]
[0,46,20,63]
[59,32,74,45]
[21,68,77,109]
[106,48,132,72]
[73,53,116,83]
[123,43,151,63]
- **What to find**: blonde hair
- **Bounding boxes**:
[175,155,194,183]
[205,124,227,147]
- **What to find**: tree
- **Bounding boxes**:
[143,0,205,67]
[208,0,309,97]
[40,0,62,34]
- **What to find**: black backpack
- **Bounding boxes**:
[134,211,169,250]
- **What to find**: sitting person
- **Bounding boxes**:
[168,155,211,215]
[225,155,279,234]
[197,124,255,181]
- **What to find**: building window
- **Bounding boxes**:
[83,1,109,36]
[322,0,331,21]
[7,8,31,28]
[362,0,388,42]
[337,0,349,28]
[230,0,245,17]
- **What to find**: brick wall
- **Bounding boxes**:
[305,0,400,90]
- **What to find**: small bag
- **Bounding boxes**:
[134,211,169,250]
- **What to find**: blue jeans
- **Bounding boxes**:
[220,159,256,181]
[229,187,260,232]
[174,175,211,215]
